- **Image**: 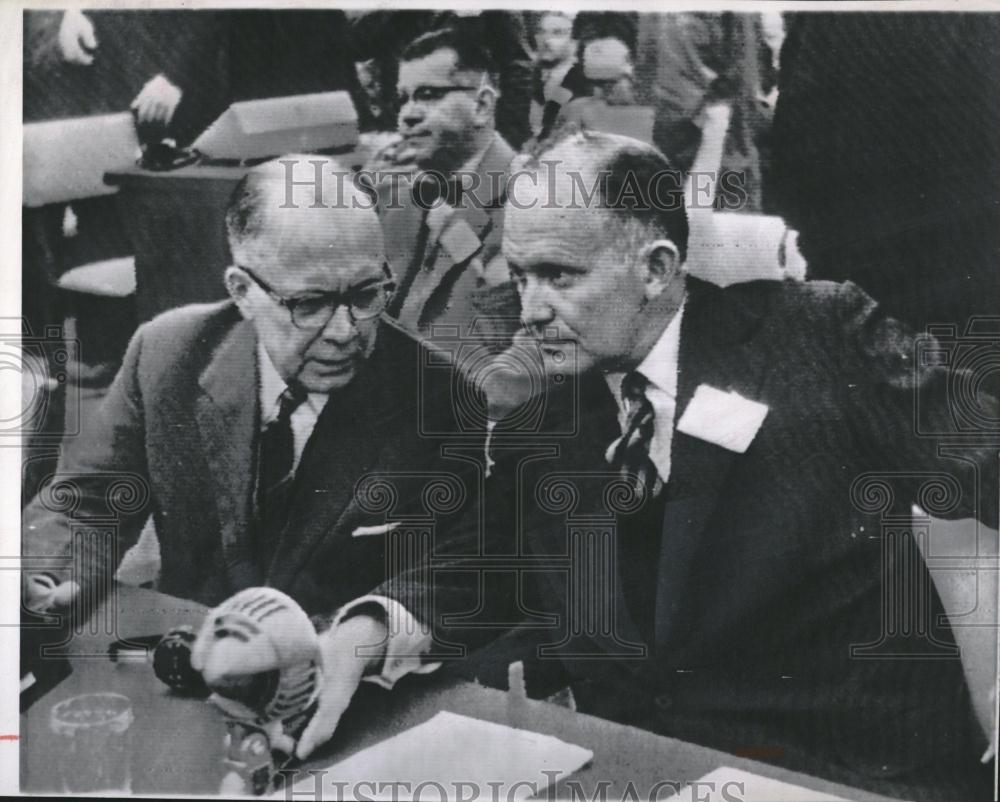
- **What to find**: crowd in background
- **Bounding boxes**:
[22,8,1000,374]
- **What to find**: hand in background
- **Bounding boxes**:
[23,573,80,614]
[58,10,97,66]
[131,74,183,126]
[295,614,387,759]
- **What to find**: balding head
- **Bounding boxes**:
[502,130,688,375]
[506,129,687,265]
[223,155,390,393]
[226,154,384,279]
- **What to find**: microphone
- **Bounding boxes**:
[191,587,323,794]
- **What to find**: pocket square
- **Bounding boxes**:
[676,385,769,453]
[351,522,402,538]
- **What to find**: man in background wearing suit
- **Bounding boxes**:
[380,28,521,355]
[23,156,482,618]
[294,131,996,801]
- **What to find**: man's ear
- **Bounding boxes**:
[224,266,254,319]
[473,83,498,127]
[641,239,681,300]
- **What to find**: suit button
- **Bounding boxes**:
[654,694,673,710]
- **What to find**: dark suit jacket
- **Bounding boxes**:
[381,278,999,801]
[771,12,1000,328]
[23,301,484,616]
[381,133,521,353]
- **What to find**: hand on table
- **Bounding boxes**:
[58,10,97,66]
[131,74,183,126]
[295,614,387,759]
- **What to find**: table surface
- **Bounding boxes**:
[21,586,901,800]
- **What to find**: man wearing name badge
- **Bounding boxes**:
[379,28,521,354]
[22,155,482,618]
[290,130,997,801]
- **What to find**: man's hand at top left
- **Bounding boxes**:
[58,10,97,66]
[131,74,183,126]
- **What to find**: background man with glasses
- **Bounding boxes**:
[23,155,485,618]
[379,27,521,365]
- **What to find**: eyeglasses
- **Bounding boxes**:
[238,265,395,330]
[395,84,480,111]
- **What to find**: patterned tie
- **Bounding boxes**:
[609,371,662,497]
[257,385,307,547]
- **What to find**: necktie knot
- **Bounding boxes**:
[610,371,661,497]
[274,385,306,425]
[621,371,650,407]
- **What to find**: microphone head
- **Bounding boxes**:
[196,587,322,727]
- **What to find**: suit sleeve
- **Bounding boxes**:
[836,281,999,528]
[332,372,521,681]
[23,324,153,608]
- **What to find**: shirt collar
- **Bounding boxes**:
[604,297,686,410]
[257,343,328,421]
[636,297,685,396]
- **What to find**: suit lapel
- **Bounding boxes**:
[396,134,515,332]
[195,317,261,590]
[383,195,426,293]
[653,279,772,650]
[265,330,396,591]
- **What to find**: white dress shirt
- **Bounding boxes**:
[603,300,685,484]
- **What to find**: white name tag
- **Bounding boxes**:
[676,385,769,453]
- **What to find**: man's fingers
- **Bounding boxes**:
[189,616,216,671]
[59,11,97,65]
[296,695,349,759]
[80,21,97,51]
[24,575,79,613]
[50,580,80,607]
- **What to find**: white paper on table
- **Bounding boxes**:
[662,766,852,802]
[279,711,593,801]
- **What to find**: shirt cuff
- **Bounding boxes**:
[332,595,440,690]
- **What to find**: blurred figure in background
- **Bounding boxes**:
[531,11,638,141]
[633,12,778,211]
[772,12,1000,330]
[379,29,521,354]
[529,11,577,135]
[348,10,534,150]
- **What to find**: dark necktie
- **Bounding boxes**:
[610,372,667,644]
[256,385,307,550]
[610,372,662,498]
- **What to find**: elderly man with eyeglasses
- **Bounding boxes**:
[23,155,486,619]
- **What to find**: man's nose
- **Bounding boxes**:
[400,102,423,129]
[519,277,555,328]
[319,304,358,344]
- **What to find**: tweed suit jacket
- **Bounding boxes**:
[23,301,484,616]
[380,133,522,353]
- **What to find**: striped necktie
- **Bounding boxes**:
[609,371,663,497]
